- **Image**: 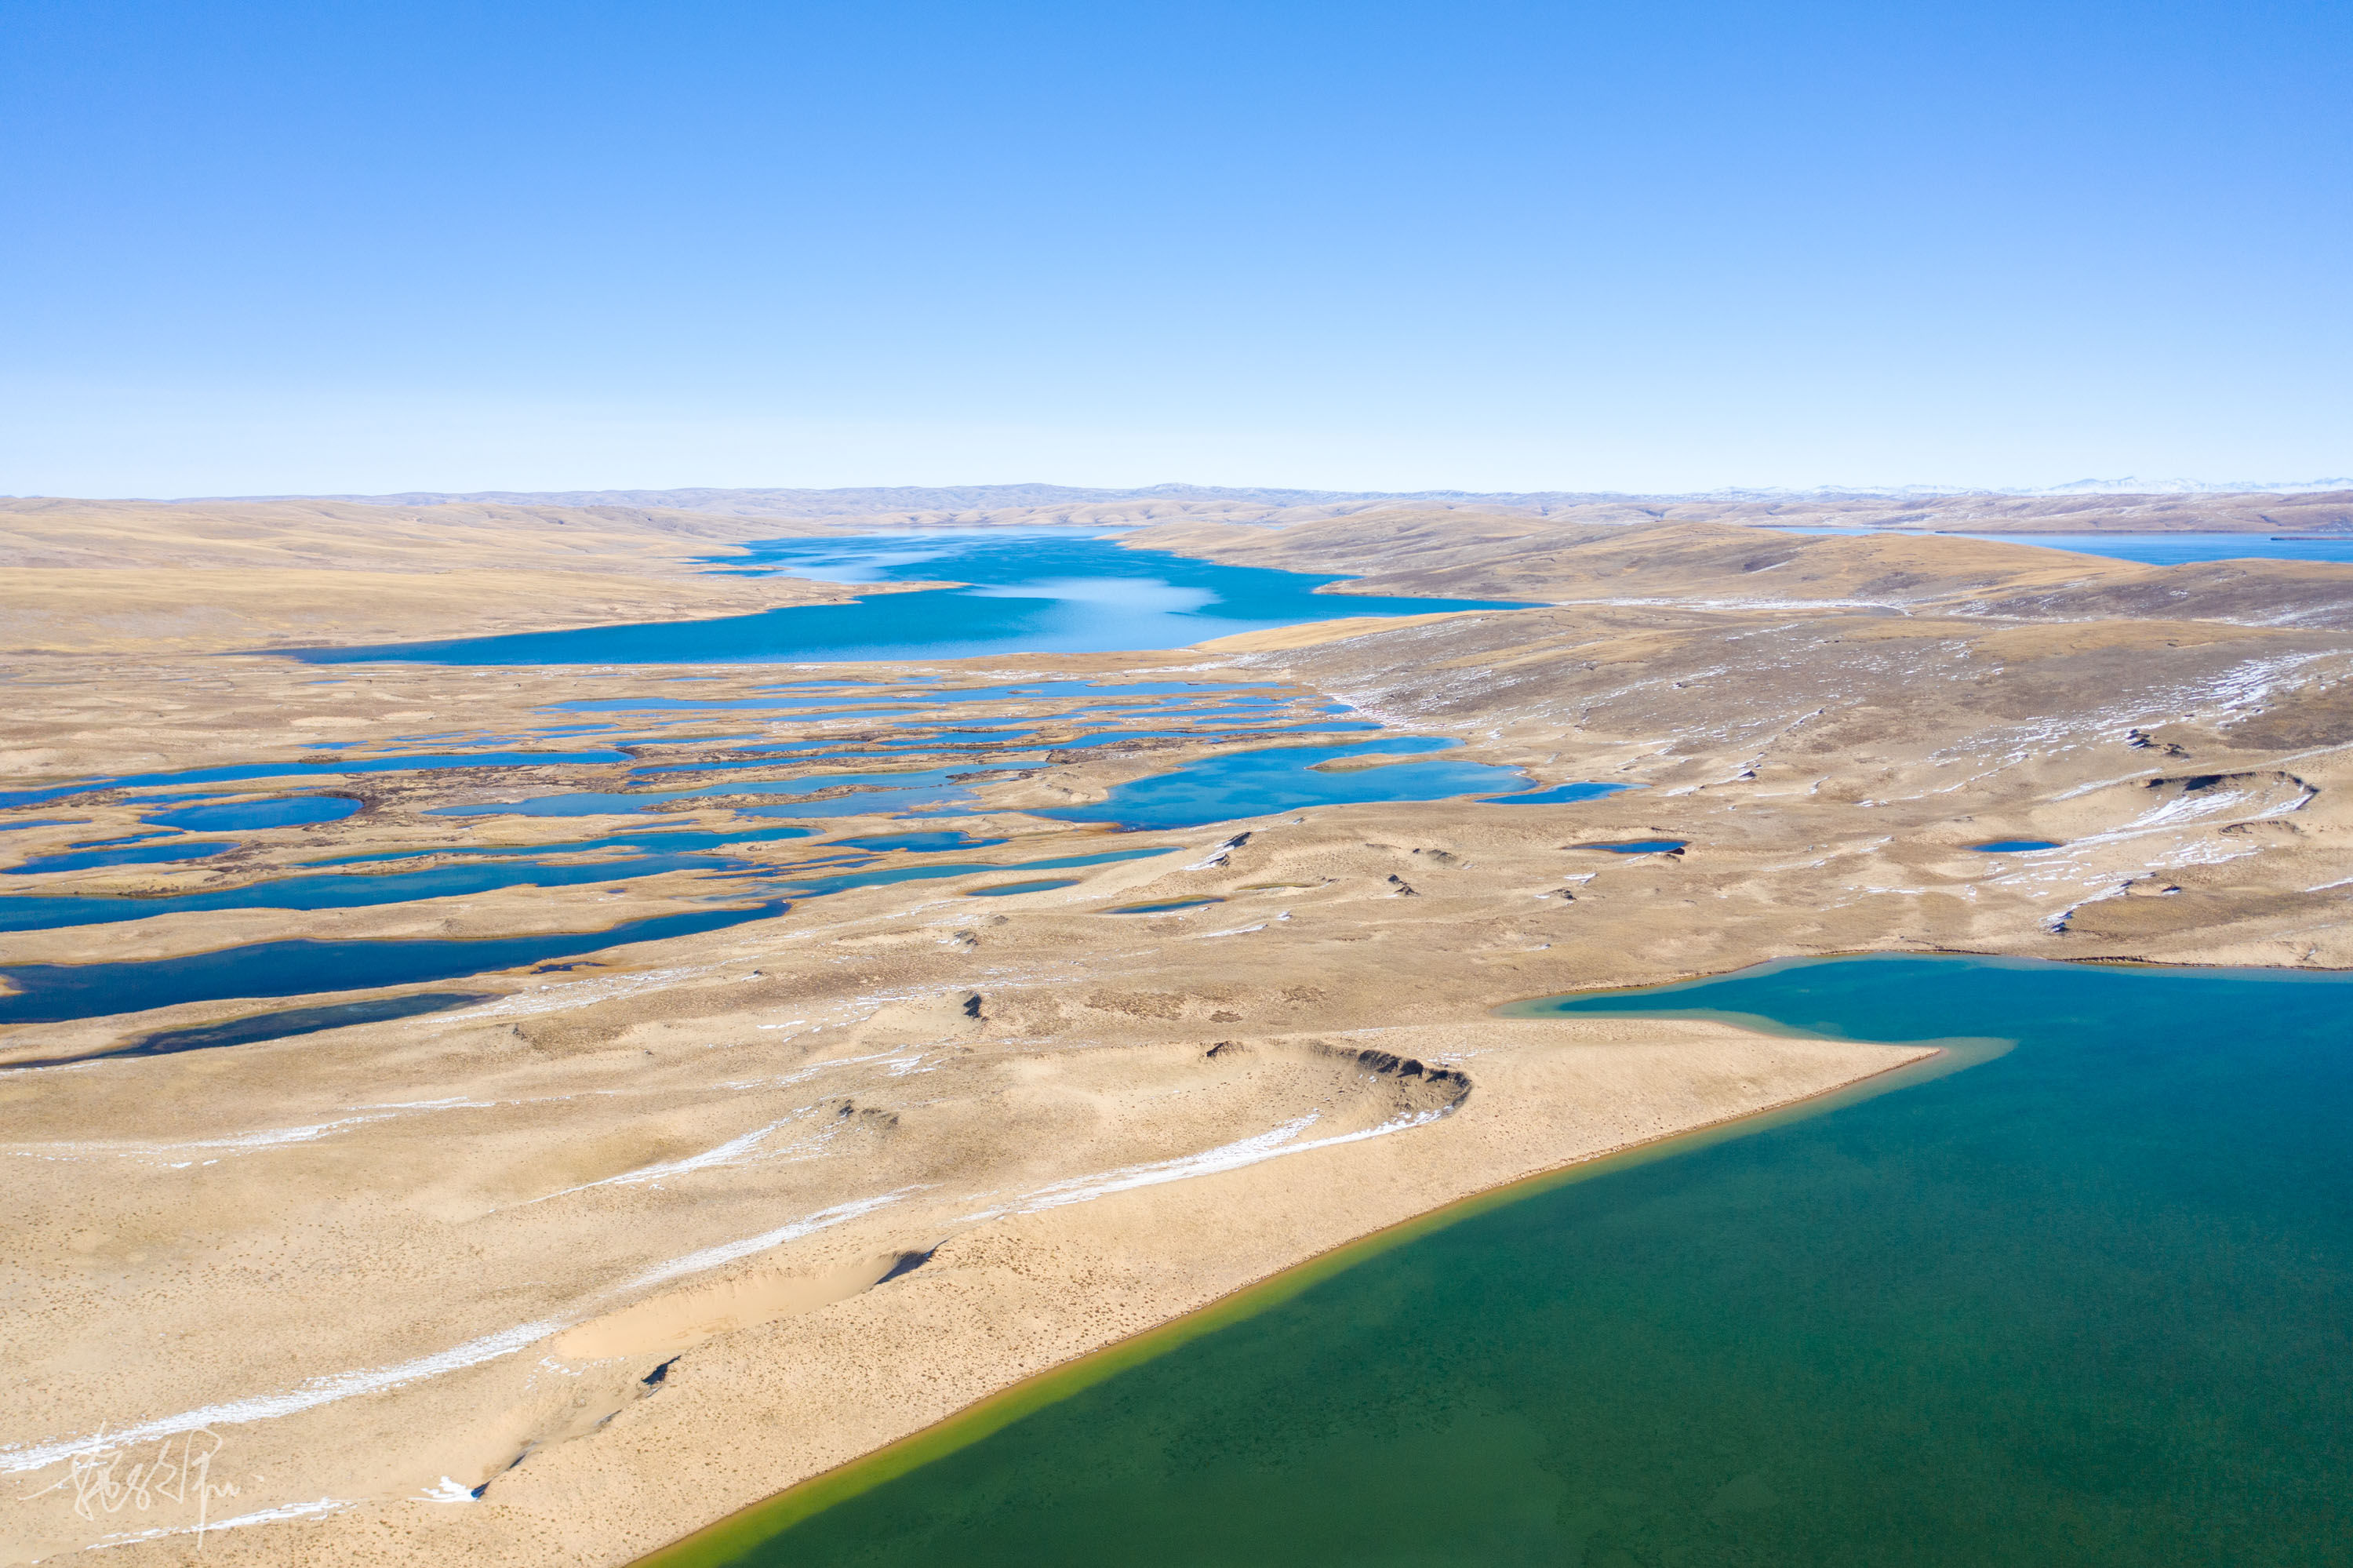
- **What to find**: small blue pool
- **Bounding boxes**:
[966,879,1079,897]
[145,796,363,831]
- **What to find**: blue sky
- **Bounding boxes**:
[3,0,2347,496]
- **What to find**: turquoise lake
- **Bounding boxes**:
[285,531,1533,664]
[707,955,2353,1566]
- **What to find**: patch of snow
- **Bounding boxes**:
[0,1317,571,1475]
[623,1190,917,1290]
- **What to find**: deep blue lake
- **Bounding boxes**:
[2,993,498,1069]
[682,954,2353,1567]
[286,531,1534,664]
[0,903,791,1026]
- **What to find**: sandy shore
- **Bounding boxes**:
[8,1000,1928,1566]
[634,1031,1962,1567]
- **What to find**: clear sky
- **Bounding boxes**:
[3,0,2348,497]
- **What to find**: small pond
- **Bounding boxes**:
[144,795,362,831]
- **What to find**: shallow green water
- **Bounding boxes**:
[683,955,2352,1567]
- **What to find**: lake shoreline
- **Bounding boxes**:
[638,942,2353,1564]
[625,1022,1947,1568]
[696,955,2353,1567]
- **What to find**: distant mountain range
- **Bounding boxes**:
[1989,477,2353,497]
[216,478,2353,515]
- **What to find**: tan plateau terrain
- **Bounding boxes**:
[1128,509,2353,630]
[0,498,2346,1565]
[0,497,889,653]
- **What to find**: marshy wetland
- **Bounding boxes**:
[3,493,2349,1566]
